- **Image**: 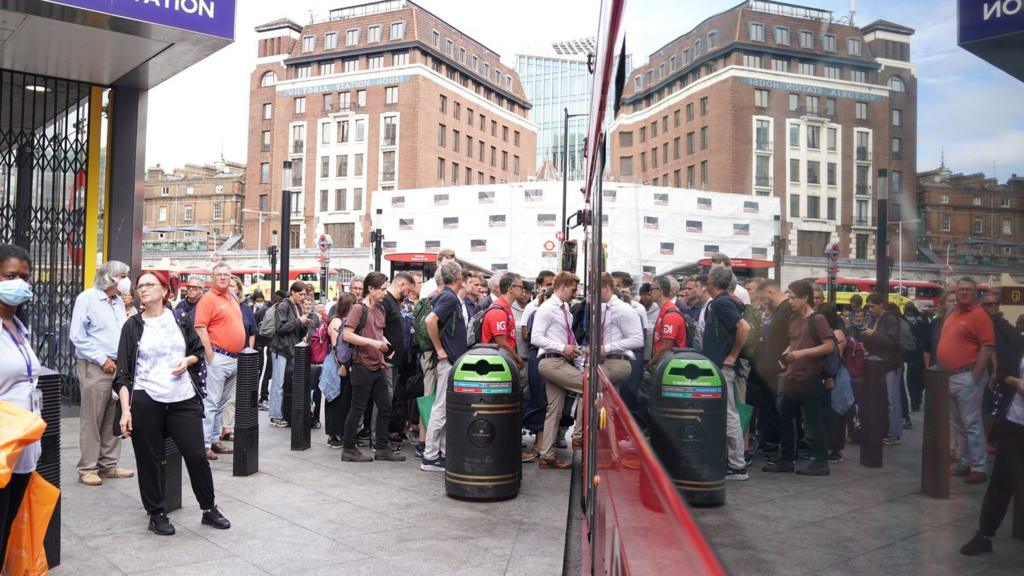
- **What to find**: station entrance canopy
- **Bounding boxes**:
[958,0,1024,81]
[0,0,234,400]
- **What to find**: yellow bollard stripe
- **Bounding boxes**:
[84,85,104,287]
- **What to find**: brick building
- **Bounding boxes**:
[244,0,537,250]
[606,1,917,261]
[918,166,1024,269]
[143,160,246,252]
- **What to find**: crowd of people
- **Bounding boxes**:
[1,241,1023,558]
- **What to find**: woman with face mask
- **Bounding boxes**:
[0,244,41,564]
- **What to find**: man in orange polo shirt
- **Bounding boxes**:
[194,263,246,460]
[938,277,995,484]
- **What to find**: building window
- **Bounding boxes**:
[393,51,408,66]
[743,54,762,68]
[344,58,358,73]
[708,30,719,48]
[686,102,694,121]
[260,71,277,87]
[302,35,315,53]
[827,128,837,151]
[848,37,862,56]
[700,97,708,116]
[514,130,521,146]
[755,120,770,150]
[319,190,328,212]
[807,195,820,218]
[295,97,305,114]
[437,124,446,147]
[755,155,770,187]
[445,38,454,56]
[1002,219,1011,235]
[158,206,167,222]
[788,93,799,112]
[451,161,459,184]
[799,30,814,49]
[183,205,193,222]
[513,155,520,176]
[335,189,346,211]
[687,165,695,187]
[790,159,800,182]
[974,216,983,234]
[850,69,866,83]
[827,162,837,186]
[502,125,509,142]
[888,76,906,92]
[258,194,268,213]
[673,137,681,159]
[159,186,169,196]
[798,61,815,76]
[686,132,695,154]
[356,90,366,107]
[437,158,445,182]
[291,158,303,187]
[806,125,820,149]
[453,129,460,152]
[941,213,951,232]
[789,124,800,147]
[805,96,819,115]
[749,22,765,42]
[291,124,305,154]
[324,32,338,50]
[295,65,311,79]
[337,154,348,177]
[354,118,366,141]
[973,196,983,206]
[353,188,362,211]
[826,98,836,116]
[353,153,364,176]
[774,26,790,45]
[367,25,381,43]
[822,34,836,52]
[384,86,399,104]
[383,116,398,147]
[892,137,902,159]
[790,194,800,218]
[856,102,868,120]
[940,194,949,204]
[263,103,272,120]
[824,64,841,79]
[367,55,384,69]
[260,162,269,183]
[772,57,788,72]
[892,109,902,127]
[855,234,868,259]
[619,156,633,176]
[891,170,902,194]
[807,160,820,185]
[1001,197,1011,208]
[320,156,329,177]
[700,126,709,150]
[320,62,334,76]
[346,28,359,46]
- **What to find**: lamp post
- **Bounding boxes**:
[242,207,279,284]
[268,230,279,296]
[370,208,383,272]
[892,218,921,297]
[875,169,889,299]
[772,214,784,282]
[279,161,293,293]
[562,108,589,242]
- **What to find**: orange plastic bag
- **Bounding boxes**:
[2,472,59,576]
[0,402,45,489]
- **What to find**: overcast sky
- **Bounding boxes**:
[145,0,1024,180]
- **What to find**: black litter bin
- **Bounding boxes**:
[445,344,522,501]
[649,349,727,506]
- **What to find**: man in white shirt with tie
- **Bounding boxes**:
[599,273,643,387]
[530,272,582,469]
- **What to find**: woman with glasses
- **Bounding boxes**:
[113,270,231,536]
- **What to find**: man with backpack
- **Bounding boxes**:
[700,268,750,480]
[762,280,836,476]
[477,272,524,369]
[420,261,467,472]
[863,293,904,446]
[255,291,285,410]
[268,282,311,428]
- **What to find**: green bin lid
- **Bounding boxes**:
[660,358,720,387]
[454,354,513,382]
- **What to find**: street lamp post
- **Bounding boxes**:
[892,218,921,296]
[279,161,293,292]
[242,207,279,284]
[875,169,889,299]
[562,108,589,242]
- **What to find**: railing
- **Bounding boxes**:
[325,103,365,114]
[854,216,871,226]
[856,146,870,161]
[755,175,771,187]
[755,138,771,151]
[856,184,869,196]
[292,140,304,154]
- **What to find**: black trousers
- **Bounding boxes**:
[343,364,391,450]
[780,382,828,463]
[979,419,1024,537]
[325,373,350,437]
[824,388,846,452]
[310,364,323,425]
[130,390,215,514]
[0,472,30,566]
[752,370,780,446]
[905,353,925,410]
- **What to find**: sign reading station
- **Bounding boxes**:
[740,77,884,102]
[281,75,412,97]
[959,0,1024,45]
[46,0,236,40]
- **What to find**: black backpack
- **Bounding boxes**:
[467,303,509,347]
[809,313,841,378]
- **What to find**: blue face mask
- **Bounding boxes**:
[0,278,33,306]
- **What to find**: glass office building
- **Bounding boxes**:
[516,39,630,181]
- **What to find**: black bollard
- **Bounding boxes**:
[921,367,950,499]
[161,437,182,512]
[1014,485,1024,540]
[233,348,260,476]
[859,357,887,468]
[291,343,312,450]
[37,368,61,567]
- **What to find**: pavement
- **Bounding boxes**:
[689,409,1024,576]
[51,414,571,576]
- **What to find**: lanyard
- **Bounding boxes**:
[4,324,33,380]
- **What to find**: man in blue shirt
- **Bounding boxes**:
[174,277,204,323]
[69,260,135,486]
[420,261,467,472]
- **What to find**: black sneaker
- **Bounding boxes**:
[311,420,322,430]
[201,507,231,529]
[326,436,344,448]
[883,435,902,446]
[725,467,749,481]
[796,460,830,476]
[414,442,425,459]
[960,531,993,556]
[357,428,372,440]
[902,417,913,430]
[269,418,289,428]
[762,460,795,473]
[148,512,175,536]
[828,450,844,464]
[257,401,269,411]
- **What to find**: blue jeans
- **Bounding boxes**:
[949,371,988,473]
[885,368,903,438]
[270,353,288,420]
[203,352,238,447]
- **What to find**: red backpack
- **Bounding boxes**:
[843,339,866,378]
[310,319,330,364]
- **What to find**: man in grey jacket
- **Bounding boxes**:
[268,282,310,427]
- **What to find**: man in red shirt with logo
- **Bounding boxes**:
[481,272,525,369]
[647,275,687,371]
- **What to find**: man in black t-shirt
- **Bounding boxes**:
[420,261,467,472]
[754,281,791,453]
[380,272,414,444]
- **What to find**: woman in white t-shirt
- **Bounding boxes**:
[113,271,231,536]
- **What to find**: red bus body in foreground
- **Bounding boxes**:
[582,368,725,575]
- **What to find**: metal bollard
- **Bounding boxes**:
[161,437,182,512]
[921,367,950,499]
[37,368,61,567]
[233,349,260,476]
[859,357,887,468]
[1014,487,1024,540]
[290,343,312,450]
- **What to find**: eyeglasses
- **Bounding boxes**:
[511,284,524,289]
[137,283,160,290]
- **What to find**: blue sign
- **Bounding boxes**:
[45,0,235,40]
[959,0,1024,45]
[740,77,883,101]
[281,75,412,97]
